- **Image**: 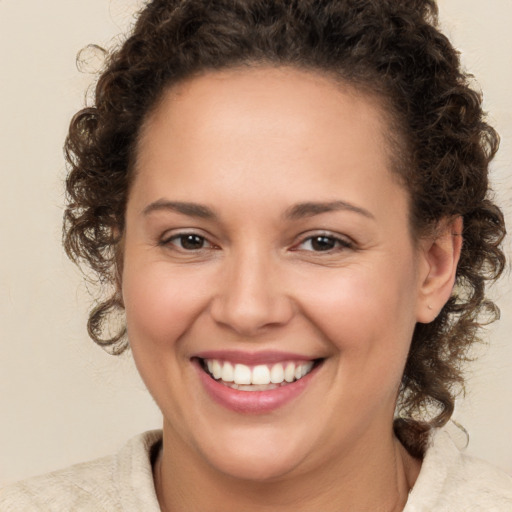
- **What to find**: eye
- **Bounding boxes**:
[162,233,212,251]
[295,234,353,252]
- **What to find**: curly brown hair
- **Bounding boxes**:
[63,0,506,457]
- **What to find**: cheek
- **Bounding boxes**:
[295,260,418,359]
[122,261,210,349]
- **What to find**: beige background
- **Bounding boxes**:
[1,0,511,485]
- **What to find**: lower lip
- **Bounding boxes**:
[195,360,321,414]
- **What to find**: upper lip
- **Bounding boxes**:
[193,350,320,365]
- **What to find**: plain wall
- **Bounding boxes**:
[1,0,511,485]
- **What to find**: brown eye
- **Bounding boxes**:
[310,236,337,251]
[295,233,353,253]
[177,234,206,250]
[163,233,209,250]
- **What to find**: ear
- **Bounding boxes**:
[416,216,463,323]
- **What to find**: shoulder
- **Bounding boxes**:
[0,455,116,511]
[405,428,512,512]
[0,430,162,512]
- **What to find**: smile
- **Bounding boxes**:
[193,351,324,413]
[201,359,316,390]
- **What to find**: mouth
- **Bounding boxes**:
[196,357,322,392]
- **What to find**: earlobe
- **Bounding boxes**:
[416,216,463,323]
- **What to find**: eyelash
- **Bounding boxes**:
[292,233,354,253]
[160,231,354,253]
[160,232,215,251]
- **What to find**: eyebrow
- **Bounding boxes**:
[284,201,374,220]
[142,200,216,219]
[142,199,374,221]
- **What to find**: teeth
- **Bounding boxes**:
[221,362,234,382]
[233,364,252,385]
[270,363,284,384]
[252,365,271,385]
[212,360,222,380]
[284,362,295,383]
[232,383,279,391]
[204,359,316,387]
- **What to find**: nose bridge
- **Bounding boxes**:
[210,241,293,335]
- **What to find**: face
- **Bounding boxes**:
[122,67,428,481]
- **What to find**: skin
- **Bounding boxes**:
[121,67,461,511]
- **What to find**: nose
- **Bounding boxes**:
[209,248,295,337]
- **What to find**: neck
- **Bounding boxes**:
[153,423,421,512]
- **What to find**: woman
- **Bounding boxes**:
[1,0,511,510]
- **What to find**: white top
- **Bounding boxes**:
[1,428,511,511]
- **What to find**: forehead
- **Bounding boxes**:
[138,66,393,167]
[131,66,408,222]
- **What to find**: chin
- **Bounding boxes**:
[207,448,303,482]
[190,424,312,482]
